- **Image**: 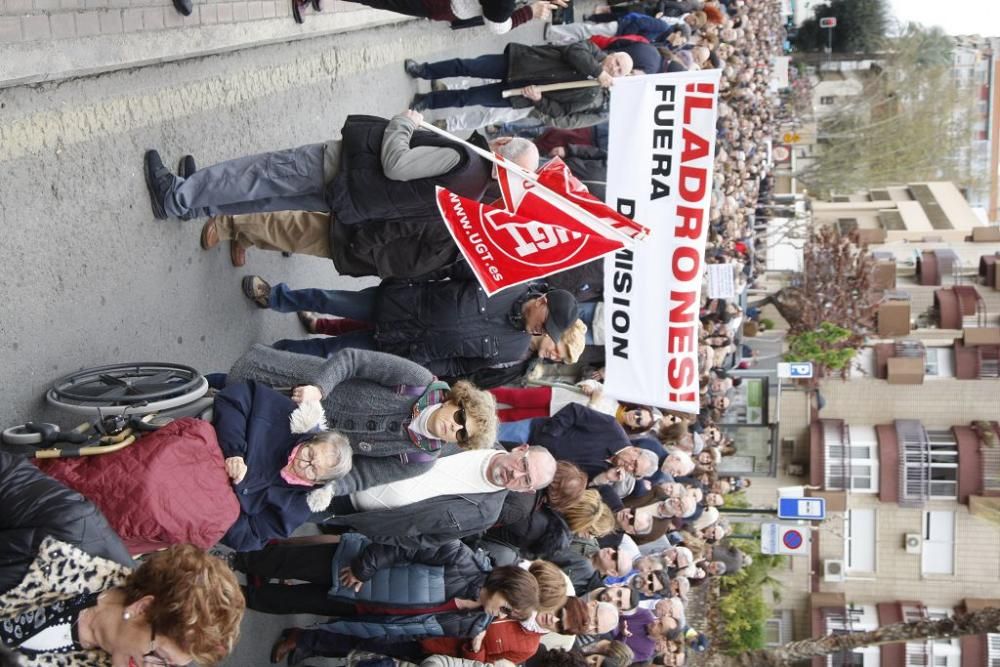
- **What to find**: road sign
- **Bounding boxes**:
[819,17,837,28]
[778,496,826,520]
[761,522,811,556]
[777,362,813,379]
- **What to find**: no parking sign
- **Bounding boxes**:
[761,522,811,556]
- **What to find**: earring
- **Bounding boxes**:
[123,611,132,621]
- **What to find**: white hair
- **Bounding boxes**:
[494,137,538,165]
[636,449,659,478]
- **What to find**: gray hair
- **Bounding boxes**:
[494,137,538,165]
[308,430,353,481]
[636,449,659,478]
[527,445,557,488]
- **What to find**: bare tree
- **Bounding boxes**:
[702,606,1000,666]
[795,24,983,197]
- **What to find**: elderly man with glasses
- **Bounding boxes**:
[313,445,558,551]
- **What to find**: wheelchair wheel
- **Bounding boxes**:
[2,423,60,446]
[46,363,209,416]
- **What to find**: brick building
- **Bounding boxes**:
[734,182,1000,665]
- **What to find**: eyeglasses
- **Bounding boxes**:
[453,404,469,445]
[514,451,534,489]
[293,444,320,481]
[144,631,186,667]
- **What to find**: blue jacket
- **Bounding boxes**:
[214,381,315,551]
[328,533,492,607]
[318,610,493,640]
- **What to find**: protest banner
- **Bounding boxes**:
[706,262,737,299]
[602,70,722,414]
[435,187,623,296]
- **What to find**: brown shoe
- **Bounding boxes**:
[200,219,220,250]
[297,311,319,334]
[230,242,247,267]
[242,275,271,309]
[270,628,300,664]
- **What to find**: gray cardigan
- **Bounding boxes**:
[228,345,461,498]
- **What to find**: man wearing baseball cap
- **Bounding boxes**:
[240,276,578,380]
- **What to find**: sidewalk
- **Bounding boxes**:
[0,0,412,88]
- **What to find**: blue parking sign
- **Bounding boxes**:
[777,497,826,520]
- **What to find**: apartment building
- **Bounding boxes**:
[733,183,1000,665]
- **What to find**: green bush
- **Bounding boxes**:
[717,536,787,653]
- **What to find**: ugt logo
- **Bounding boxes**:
[483,207,588,268]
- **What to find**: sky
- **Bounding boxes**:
[888,0,1000,36]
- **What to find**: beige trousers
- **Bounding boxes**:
[212,211,332,258]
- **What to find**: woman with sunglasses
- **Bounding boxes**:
[226,346,499,506]
[0,540,243,667]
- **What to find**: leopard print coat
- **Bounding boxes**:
[0,536,131,667]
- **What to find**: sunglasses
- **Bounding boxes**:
[453,404,469,444]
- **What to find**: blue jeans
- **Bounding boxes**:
[165,144,330,218]
[268,284,377,319]
[498,419,534,444]
[269,284,378,357]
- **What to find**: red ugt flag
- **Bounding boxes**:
[498,157,650,240]
[435,187,623,296]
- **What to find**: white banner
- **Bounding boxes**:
[602,70,721,414]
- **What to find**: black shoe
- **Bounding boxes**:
[404,58,426,79]
[178,155,196,179]
[172,0,192,15]
[410,92,430,112]
[143,150,174,220]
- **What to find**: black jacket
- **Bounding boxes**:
[0,450,133,594]
[329,215,461,280]
[527,403,632,479]
[504,42,609,117]
[328,115,493,226]
[373,279,533,378]
[325,491,510,550]
[486,491,571,559]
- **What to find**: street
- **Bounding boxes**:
[0,16,544,665]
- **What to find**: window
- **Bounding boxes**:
[904,609,961,666]
[921,511,955,575]
[899,422,958,504]
[844,509,876,573]
[826,606,880,666]
[825,424,879,493]
[987,633,1000,667]
[926,430,958,499]
[820,95,836,105]
[765,610,793,647]
[923,348,954,378]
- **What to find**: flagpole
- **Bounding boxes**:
[418,120,643,245]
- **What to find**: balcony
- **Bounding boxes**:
[979,253,1000,290]
[933,285,988,329]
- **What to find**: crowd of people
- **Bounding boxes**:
[2,0,786,665]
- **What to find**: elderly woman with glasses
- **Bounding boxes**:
[226,346,499,507]
[0,538,243,667]
[213,380,354,552]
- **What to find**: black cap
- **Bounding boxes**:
[543,289,578,342]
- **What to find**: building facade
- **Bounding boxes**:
[738,182,1000,665]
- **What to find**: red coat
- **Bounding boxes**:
[421,619,543,663]
[37,418,239,554]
